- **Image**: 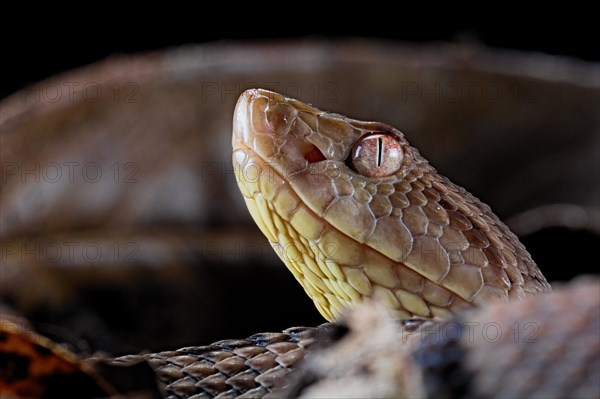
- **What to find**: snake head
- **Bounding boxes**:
[232,89,550,321]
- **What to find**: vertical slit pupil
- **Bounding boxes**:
[377,137,383,167]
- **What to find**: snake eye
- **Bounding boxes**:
[348,133,404,177]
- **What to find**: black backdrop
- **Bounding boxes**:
[1,21,598,353]
[2,23,598,282]
[2,22,598,99]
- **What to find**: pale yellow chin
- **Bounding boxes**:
[233,145,364,321]
[232,143,463,322]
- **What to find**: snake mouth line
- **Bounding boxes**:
[233,142,467,319]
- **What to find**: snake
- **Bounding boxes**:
[0,43,598,398]
[231,88,551,321]
[112,89,588,399]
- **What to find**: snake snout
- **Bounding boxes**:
[232,88,292,148]
[232,89,257,149]
[232,89,327,177]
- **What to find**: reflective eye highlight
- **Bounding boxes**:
[349,133,403,177]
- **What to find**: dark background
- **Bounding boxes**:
[1,21,598,354]
[2,23,598,99]
[2,24,598,283]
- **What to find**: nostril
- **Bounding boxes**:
[304,145,326,163]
